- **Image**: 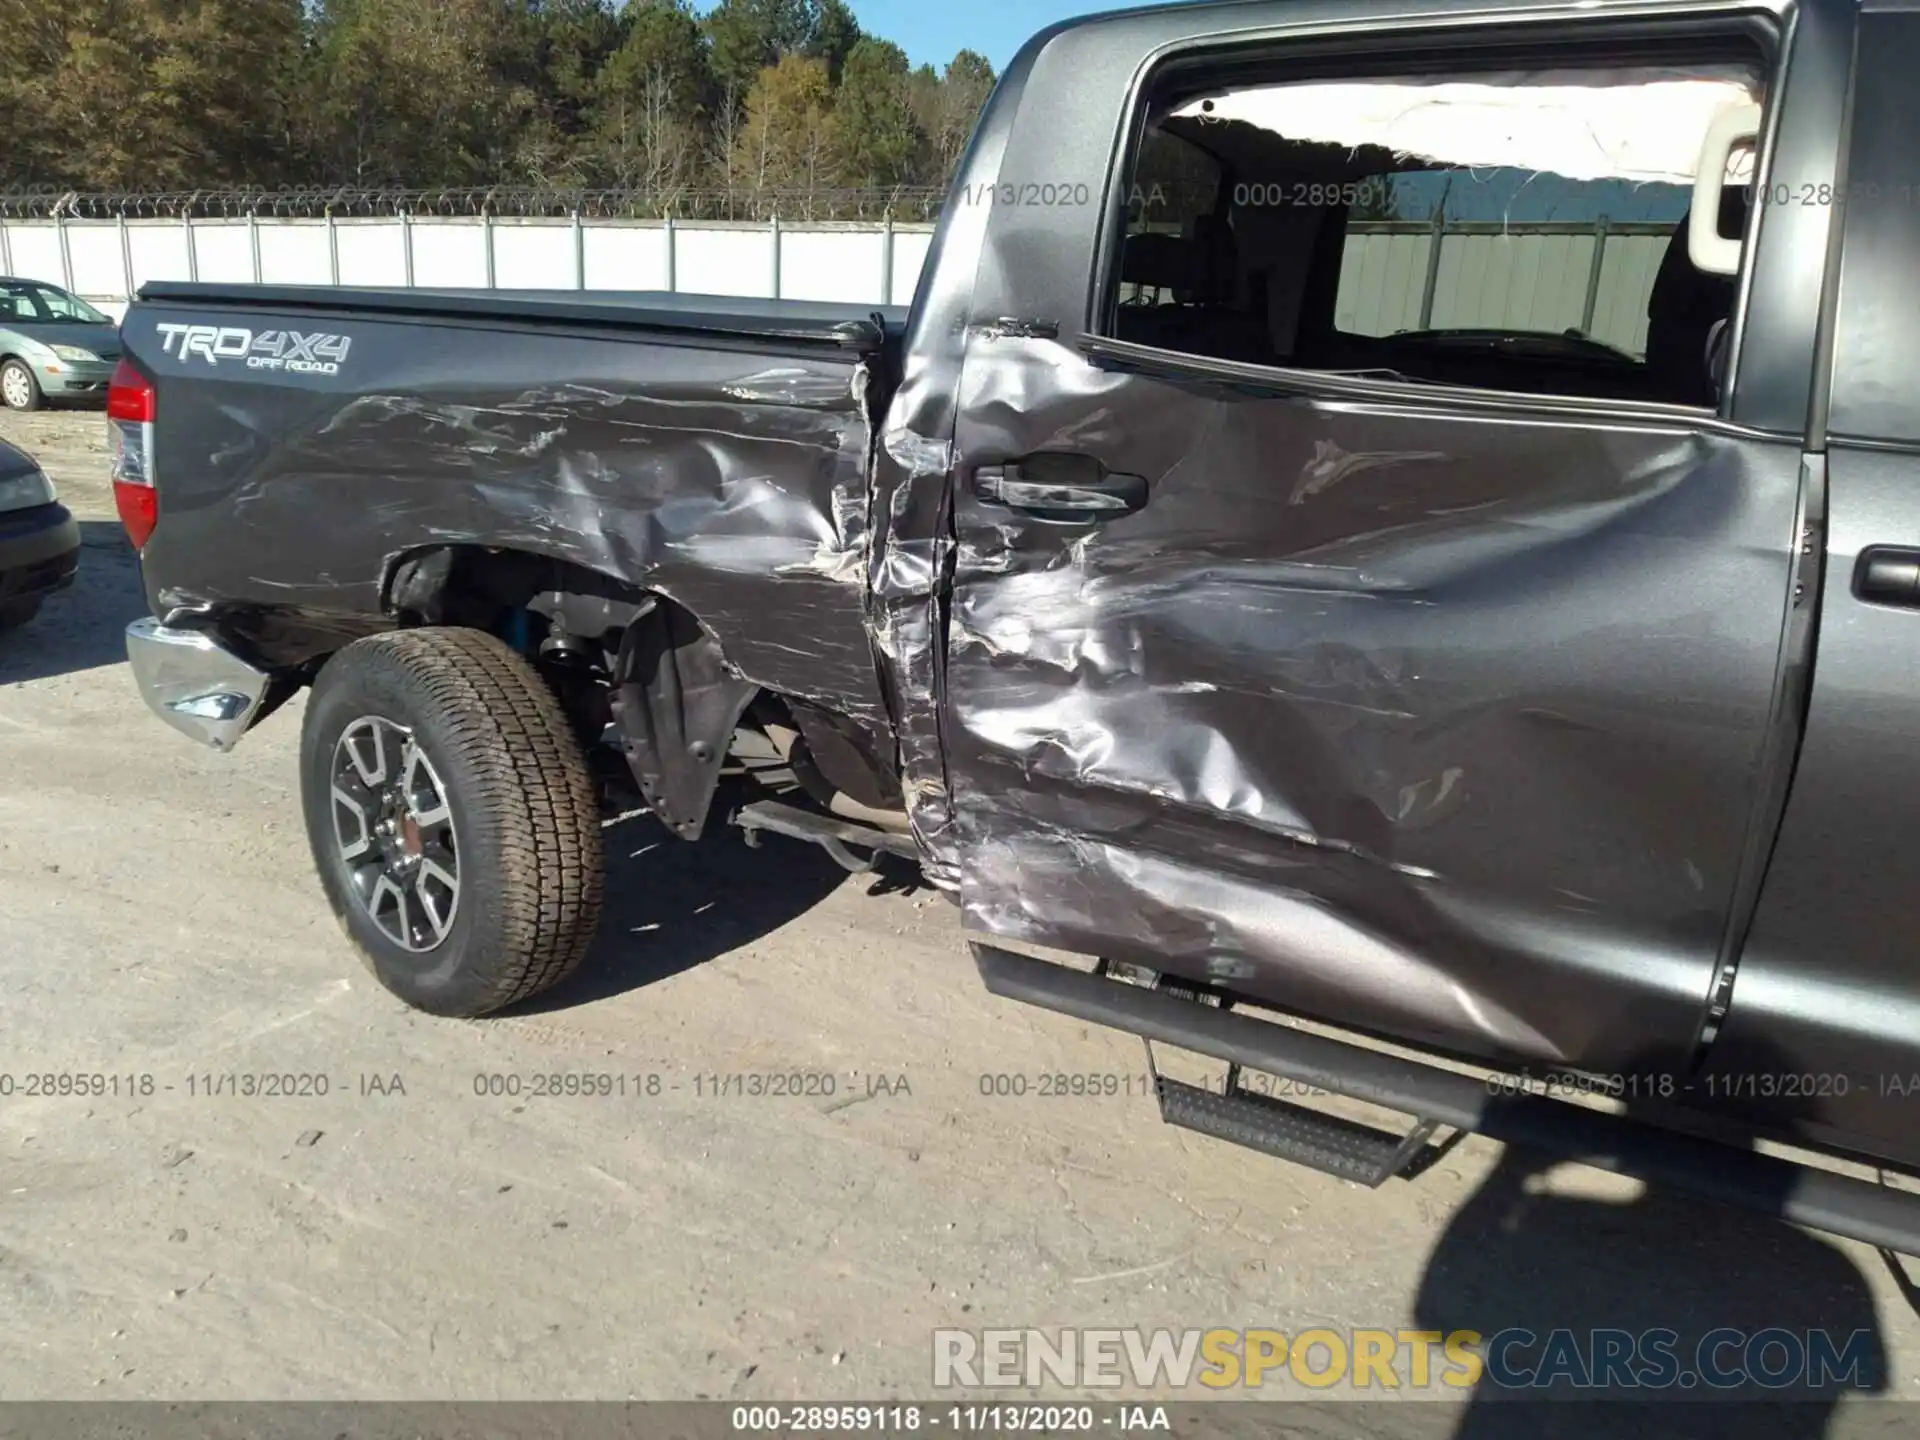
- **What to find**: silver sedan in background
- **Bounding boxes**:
[0,278,121,410]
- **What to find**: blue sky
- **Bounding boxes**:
[842,0,1167,69]
[690,0,1173,72]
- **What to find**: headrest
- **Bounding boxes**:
[1122,232,1207,298]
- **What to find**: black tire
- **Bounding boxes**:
[300,627,605,1016]
[0,597,42,631]
[0,359,43,412]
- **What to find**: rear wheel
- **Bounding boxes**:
[300,627,605,1016]
[1,359,43,412]
[0,597,42,631]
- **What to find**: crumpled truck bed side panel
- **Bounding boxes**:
[128,307,887,729]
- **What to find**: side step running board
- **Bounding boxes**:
[972,942,1920,1256]
[735,799,918,873]
[1157,1078,1440,1187]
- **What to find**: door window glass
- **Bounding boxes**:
[1107,61,1766,407]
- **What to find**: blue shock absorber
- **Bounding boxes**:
[502,608,533,656]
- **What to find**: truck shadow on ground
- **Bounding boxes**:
[505,784,853,1013]
[1412,1055,1892,1440]
[0,521,147,685]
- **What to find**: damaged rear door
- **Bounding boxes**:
[943,0,1838,1073]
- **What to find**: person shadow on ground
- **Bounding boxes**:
[1410,1045,1890,1440]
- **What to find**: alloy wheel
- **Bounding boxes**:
[330,716,461,953]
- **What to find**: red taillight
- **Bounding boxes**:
[108,359,157,548]
[114,481,158,550]
[108,359,154,422]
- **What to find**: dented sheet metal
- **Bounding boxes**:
[863,82,1019,884]
[122,3,1807,1086]
[940,338,1802,1073]
[867,415,960,882]
[134,310,887,726]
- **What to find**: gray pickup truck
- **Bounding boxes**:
[111,0,1920,1252]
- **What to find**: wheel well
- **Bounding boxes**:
[382,545,901,837]
[384,546,753,840]
[384,546,632,634]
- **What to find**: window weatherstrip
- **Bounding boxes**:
[1077,332,1791,439]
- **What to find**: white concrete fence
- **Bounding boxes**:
[0,215,937,323]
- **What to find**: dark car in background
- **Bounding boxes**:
[0,436,79,628]
[0,278,122,410]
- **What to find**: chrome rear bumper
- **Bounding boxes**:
[125,618,273,752]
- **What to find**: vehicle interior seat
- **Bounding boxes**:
[1644,187,1748,408]
[1114,222,1273,364]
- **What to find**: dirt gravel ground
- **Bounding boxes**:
[4,408,1920,1422]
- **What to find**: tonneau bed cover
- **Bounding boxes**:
[135,282,909,352]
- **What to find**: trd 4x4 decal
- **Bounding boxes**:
[155,324,352,376]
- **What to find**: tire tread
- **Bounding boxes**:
[315,627,604,1015]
